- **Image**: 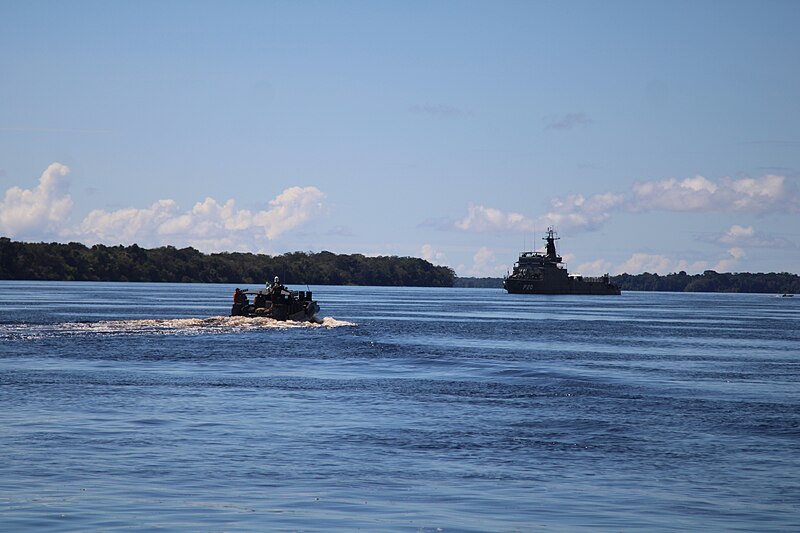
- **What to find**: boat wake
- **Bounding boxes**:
[0,316,355,340]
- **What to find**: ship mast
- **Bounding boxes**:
[543,226,562,262]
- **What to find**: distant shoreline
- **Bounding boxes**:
[1,237,798,293]
[0,238,454,287]
[455,272,800,294]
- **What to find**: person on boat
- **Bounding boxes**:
[269,276,285,292]
[233,288,248,304]
[254,292,267,309]
[232,288,249,316]
[269,276,286,303]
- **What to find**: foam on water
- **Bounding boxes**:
[0,315,355,340]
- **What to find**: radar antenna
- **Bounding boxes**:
[543,226,562,262]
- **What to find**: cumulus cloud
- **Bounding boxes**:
[452,192,624,235]
[615,253,674,275]
[701,224,796,248]
[1,162,326,250]
[454,204,537,233]
[574,258,613,277]
[541,193,624,231]
[419,244,448,266]
[457,246,508,277]
[714,247,746,272]
[77,187,325,249]
[0,162,73,238]
[630,174,795,213]
[712,224,754,246]
[447,173,796,240]
[724,224,754,239]
[613,252,740,275]
[78,199,181,244]
[613,253,711,275]
[255,186,326,239]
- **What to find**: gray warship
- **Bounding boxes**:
[503,228,620,295]
[231,277,321,321]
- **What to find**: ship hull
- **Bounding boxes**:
[504,277,620,295]
[231,301,320,321]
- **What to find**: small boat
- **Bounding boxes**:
[781,293,794,298]
[231,278,320,321]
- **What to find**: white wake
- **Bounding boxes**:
[0,316,356,339]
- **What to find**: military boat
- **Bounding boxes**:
[503,227,621,295]
[231,278,321,321]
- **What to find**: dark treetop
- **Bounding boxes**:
[0,238,455,287]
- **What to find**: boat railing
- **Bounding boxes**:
[570,274,610,283]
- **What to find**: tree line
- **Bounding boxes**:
[2,238,797,292]
[611,270,800,293]
[0,238,455,287]
[455,271,800,293]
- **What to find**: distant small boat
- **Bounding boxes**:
[780,293,794,298]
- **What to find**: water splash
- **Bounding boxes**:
[0,316,355,340]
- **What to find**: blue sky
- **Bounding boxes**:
[2,0,799,277]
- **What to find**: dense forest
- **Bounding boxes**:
[0,238,455,287]
[453,277,505,288]
[612,270,800,293]
[457,271,800,293]
[2,238,798,292]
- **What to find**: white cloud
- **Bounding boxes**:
[716,224,755,245]
[448,174,795,239]
[726,224,754,238]
[453,192,624,235]
[78,199,181,244]
[419,244,448,266]
[703,224,795,248]
[673,259,710,273]
[541,193,625,231]
[459,246,508,277]
[574,258,613,277]
[615,253,673,275]
[630,174,796,213]
[454,204,537,233]
[614,251,747,275]
[1,162,326,250]
[253,186,326,240]
[714,247,746,272]
[0,162,73,238]
[77,186,326,249]
[730,175,785,209]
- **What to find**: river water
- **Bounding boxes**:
[1,281,798,532]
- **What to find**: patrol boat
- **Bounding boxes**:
[231,277,321,321]
[503,227,621,295]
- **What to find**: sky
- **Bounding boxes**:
[2,0,799,277]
